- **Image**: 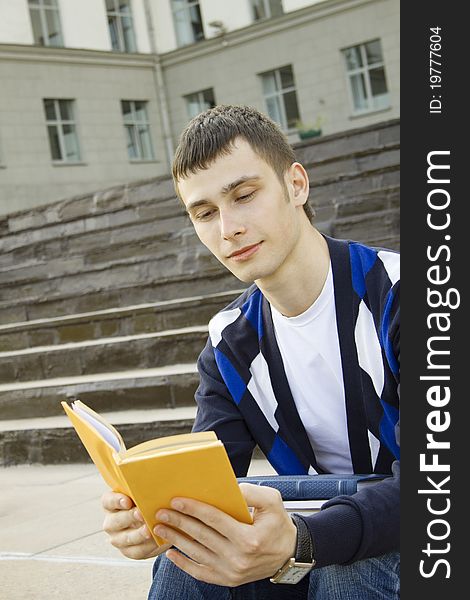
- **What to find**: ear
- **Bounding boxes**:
[285,162,309,208]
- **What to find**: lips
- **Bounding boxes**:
[228,243,262,261]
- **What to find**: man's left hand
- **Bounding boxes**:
[153,482,297,587]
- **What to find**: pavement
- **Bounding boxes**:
[0,459,275,600]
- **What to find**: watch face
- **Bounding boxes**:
[270,559,314,584]
[278,565,312,584]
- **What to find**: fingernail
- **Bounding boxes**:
[134,509,143,522]
[155,526,166,537]
[119,498,129,508]
[171,499,183,511]
[141,526,151,539]
[157,511,169,522]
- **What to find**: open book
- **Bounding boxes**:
[61,400,252,552]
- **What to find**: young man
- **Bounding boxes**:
[102,105,400,599]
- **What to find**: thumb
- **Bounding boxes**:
[239,482,283,510]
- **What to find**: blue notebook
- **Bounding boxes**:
[237,474,390,500]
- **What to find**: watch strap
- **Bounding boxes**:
[291,513,315,564]
[269,514,316,584]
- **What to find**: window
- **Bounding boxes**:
[260,65,300,131]
[250,0,283,21]
[28,0,63,47]
[184,88,216,119]
[342,39,390,114]
[172,0,204,46]
[106,0,137,52]
[43,99,81,163]
[121,101,155,161]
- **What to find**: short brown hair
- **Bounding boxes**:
[172,104,314,221]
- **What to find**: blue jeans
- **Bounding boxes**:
[148,551,399,599]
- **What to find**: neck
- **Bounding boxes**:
[256,226,330,317]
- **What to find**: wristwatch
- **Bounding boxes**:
[270,514,316,584]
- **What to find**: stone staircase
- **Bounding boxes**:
[0,118,400,466]
[0,292,243,464]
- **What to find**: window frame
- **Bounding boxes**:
[28,0,64,47]
[43,98,82,164]
[259,65,300,132]
[184,88,216,119]
[106,0,137,53]
[121,100,155,162]
[342,39,390,116]
[171,0,204,47]
[250,0,284,22]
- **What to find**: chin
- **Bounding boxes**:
[224,267,255,283]
[231,265,275,284]
[236,273,257,284]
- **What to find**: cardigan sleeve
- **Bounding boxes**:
[192,337,256,477]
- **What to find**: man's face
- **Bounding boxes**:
[178,138,306,285]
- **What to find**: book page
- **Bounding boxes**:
[124,431,218,459]
[283,499,326,510]
[72,402,121,453]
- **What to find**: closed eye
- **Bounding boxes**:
[236,191,255,202]
[193,207,217,221]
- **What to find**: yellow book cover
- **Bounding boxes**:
[61,400,252,551]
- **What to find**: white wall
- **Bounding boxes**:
[0,0,33,45]
[283,0,325,11]
[133,0,152,53]
[152,0,177,54]
[60,0,110,51]
[201,0,252,38]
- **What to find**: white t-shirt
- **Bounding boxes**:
[271,265,353,473]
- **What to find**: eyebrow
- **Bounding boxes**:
[221,175,260,194]
[186,175,261,213]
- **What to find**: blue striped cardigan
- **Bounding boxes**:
[193,235,400,567]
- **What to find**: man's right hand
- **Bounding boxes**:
[101,491,160,560]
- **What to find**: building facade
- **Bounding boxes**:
[0,0,399,215]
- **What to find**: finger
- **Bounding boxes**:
[101,490,134,512]
[155,508,227,555]
[113,534,160,561]
[162,498,247,542]
[103,508,142,534]
[133,508,144,523]
[120,542,158,561]
[165,548,224,586]
[155,523,218,569]
[110,524,154,548]
[238,483,283,510]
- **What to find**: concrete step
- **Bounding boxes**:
[0,191,182,255]
[0,268,239,325]
[295,119,399,167]
[0,243,230,310]
[0,405,197,466]
[0,363,199,419]
[333,206,400,250]
[0,221,195,286]
[0,326,208,383]
[0,290,243,351]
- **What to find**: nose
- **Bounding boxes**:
[219,209,246,240]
